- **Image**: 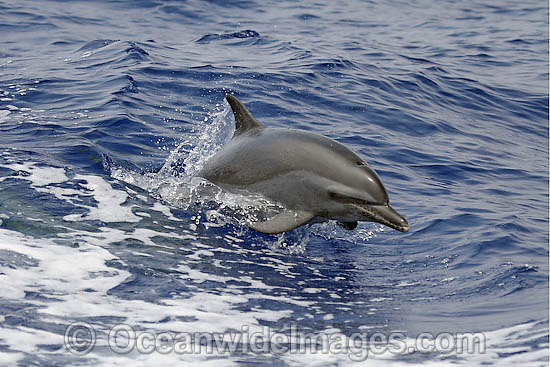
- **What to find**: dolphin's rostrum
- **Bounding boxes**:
[197,95,409,234]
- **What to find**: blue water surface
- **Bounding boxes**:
[0,0,548,366]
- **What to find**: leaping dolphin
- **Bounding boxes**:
[196,95,409,234]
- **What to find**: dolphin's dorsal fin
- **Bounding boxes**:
[226,95,263,137]
[247,209,314,234]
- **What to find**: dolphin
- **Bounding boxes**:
[196,95,409,234]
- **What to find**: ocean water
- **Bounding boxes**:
[0,0,548,366]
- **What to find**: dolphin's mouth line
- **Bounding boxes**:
[358,204,410,232]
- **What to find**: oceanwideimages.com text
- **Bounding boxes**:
[65,322,486,361]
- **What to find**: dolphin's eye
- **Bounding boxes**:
[356,161,366,166]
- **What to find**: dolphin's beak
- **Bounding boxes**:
[365,204,409,232]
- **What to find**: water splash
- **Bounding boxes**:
[111,102,232,206]
[269,227,310,254]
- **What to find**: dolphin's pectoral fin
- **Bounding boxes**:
[247,209,314,234]
[337,221,358,230]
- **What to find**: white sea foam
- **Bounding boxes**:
[151,201,183,222]
[67,174,141,223]
[0,162,142,224]
[0,161,67,186]
[1,167,142,224]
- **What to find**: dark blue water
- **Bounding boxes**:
[0,0,548,366]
